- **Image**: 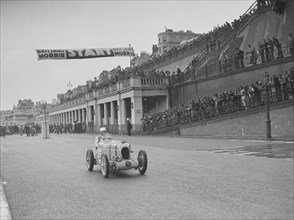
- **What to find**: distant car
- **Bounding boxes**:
[86,135,147,178]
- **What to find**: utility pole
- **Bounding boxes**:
[41,100,49,139]
[129,44,133,68]
[265,72,272,139]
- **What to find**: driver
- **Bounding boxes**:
[94,127,111,163]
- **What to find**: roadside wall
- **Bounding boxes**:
[180,103,294,139]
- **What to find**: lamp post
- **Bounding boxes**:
[265,72,272,139]
[129,44,134,68]
[41,100,49,139]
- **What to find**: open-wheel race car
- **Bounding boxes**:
[86,134,147,178]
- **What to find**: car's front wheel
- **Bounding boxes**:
[101,154,110,178]
[138,150,148,175]
[86,149,94,171]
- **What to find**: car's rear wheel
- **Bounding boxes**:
[86,149,94,171]
[101,154,110,178]
[138,150,148,175]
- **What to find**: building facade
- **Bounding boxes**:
[13,99,34,113]
[47,77,168,134]
[0,99,53,126]
[157,29,200,56]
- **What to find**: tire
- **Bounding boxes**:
[86,149,94,171]
[101,154,110,178]
[138,150,148,175]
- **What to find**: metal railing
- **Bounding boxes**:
[170,42,294,85]
[141,78,167,86]
[143,85,294,132]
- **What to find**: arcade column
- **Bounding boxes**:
[166,95,170,109]
[104,102,109,125]
[78,109,81,123]
[82,108,86,123]
[94,101,98,127]
[117,99,122,133]
[74,110,78,122]
[131,96,143,134]
[88,106,92,123]
[92,105,96,126]
[121,98,126,125]
[110,101,115,125]
[70,111,74,124]
[64,112,67,123]
[97,104,102,127]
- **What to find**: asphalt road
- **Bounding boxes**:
[1,134,293,219]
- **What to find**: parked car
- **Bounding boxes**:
[86,136,147,178]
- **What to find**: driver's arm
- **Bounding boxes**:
[94,136,101,148]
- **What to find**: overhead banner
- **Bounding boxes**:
[36,47,135,60]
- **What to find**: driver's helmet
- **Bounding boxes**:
[100,127,107,133]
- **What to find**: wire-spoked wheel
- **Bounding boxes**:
[101,154,110,178]
[86,149,94,171]
[138,150,148,175]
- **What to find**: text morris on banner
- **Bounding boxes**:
[36,47,135,60]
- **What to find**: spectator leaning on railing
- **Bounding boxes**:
[247,44,258,65]
[273,37,283,59]
[267,37,274,61]
[143,66,294,132]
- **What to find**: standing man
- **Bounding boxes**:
[273,37,283,59]
[248,44,258,64]
[267,37,274,61]
[259,41,265,63]
[288,32,294,56]
[264,39,270,62]
[221,51,228,72]
[127,118,132,136]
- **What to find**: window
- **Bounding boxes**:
[163,46,168,53]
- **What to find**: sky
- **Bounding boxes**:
[0,0,254,110]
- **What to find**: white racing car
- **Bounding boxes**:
[86,135,147,178]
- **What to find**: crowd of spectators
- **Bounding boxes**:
[169,33,293,86]
[57,0,292,106]
[64,0,261,99]
[22,123,41,136]
[49,122,85,134]
[221,34,292,72]
[0,122,87,136]
[142,66,294,132]
[0,125,19,136]
[169,0,292,85]
[150,0,262,67]
[78,30,293,94]
[0,123,41,137]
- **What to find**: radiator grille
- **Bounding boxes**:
[121,147,130,159]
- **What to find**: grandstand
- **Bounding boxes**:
[47,0,294,139]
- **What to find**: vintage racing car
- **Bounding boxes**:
[86,134,147,178]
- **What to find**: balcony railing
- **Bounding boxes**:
[141,78,167,87]
[48,77,168,112]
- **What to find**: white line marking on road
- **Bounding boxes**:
[230,139,294,144]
